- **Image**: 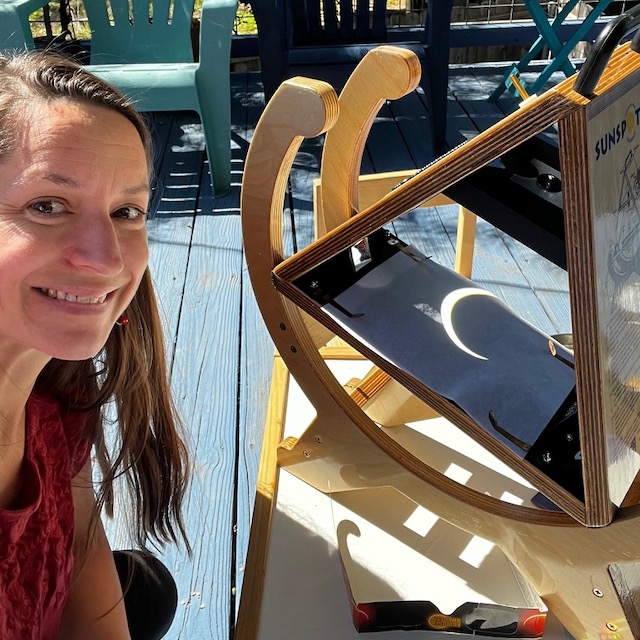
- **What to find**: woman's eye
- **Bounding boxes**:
[114,206,146,221]
[29,200,66,215]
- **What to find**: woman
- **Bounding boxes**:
[0,50,189,638]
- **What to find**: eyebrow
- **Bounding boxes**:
[123,183,152,196]
[18,173,151,196]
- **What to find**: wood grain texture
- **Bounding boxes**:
[559,108,611,526]
[231,72,278,618]
[274,90,576,283]
[317,46,422,236]
[166,163,243,638]
[235,356,289,640]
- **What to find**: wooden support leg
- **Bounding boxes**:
[454,205,477,279]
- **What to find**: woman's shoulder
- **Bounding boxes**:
[27,390,93,477]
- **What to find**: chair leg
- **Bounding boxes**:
[422,0,455,156]
[196,86,232,197]
[195,0,237,197]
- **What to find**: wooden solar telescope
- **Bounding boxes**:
[240,9,640,639]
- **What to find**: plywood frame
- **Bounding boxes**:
[239,42,640,639]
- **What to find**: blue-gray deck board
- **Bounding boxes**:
[234,70,276,617]
[106,65,571,639]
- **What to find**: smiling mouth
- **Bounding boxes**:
[40,288,108,305]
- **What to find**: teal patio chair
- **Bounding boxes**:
[0,0,237,197]
[0,0,57,50]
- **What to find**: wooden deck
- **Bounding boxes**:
[105,63,572,639]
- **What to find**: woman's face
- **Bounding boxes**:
[0,99,150,361]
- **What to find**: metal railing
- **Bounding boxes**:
[393,0,639,24]
[26,1,637,62]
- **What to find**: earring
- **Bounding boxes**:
[115,315,129,326]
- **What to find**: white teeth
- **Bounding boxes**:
[41,288,107,304]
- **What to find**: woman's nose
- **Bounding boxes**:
[65,216,124,275]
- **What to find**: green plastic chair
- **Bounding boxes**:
[0,0,237,197]
[0,1,43,49]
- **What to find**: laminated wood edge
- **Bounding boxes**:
[235,356,289,639]
[559,109,612,527]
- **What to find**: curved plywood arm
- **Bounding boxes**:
[317,46,421,235]
[242,77,338,277]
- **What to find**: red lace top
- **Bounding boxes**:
[0,392,91,639]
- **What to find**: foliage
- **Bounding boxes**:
[235,3,257,35]
[28,1,257,39]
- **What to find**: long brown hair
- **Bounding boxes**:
[0,50,190,550]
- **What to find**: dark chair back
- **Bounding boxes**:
[288,0,388,45]
[251,0,454,156]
